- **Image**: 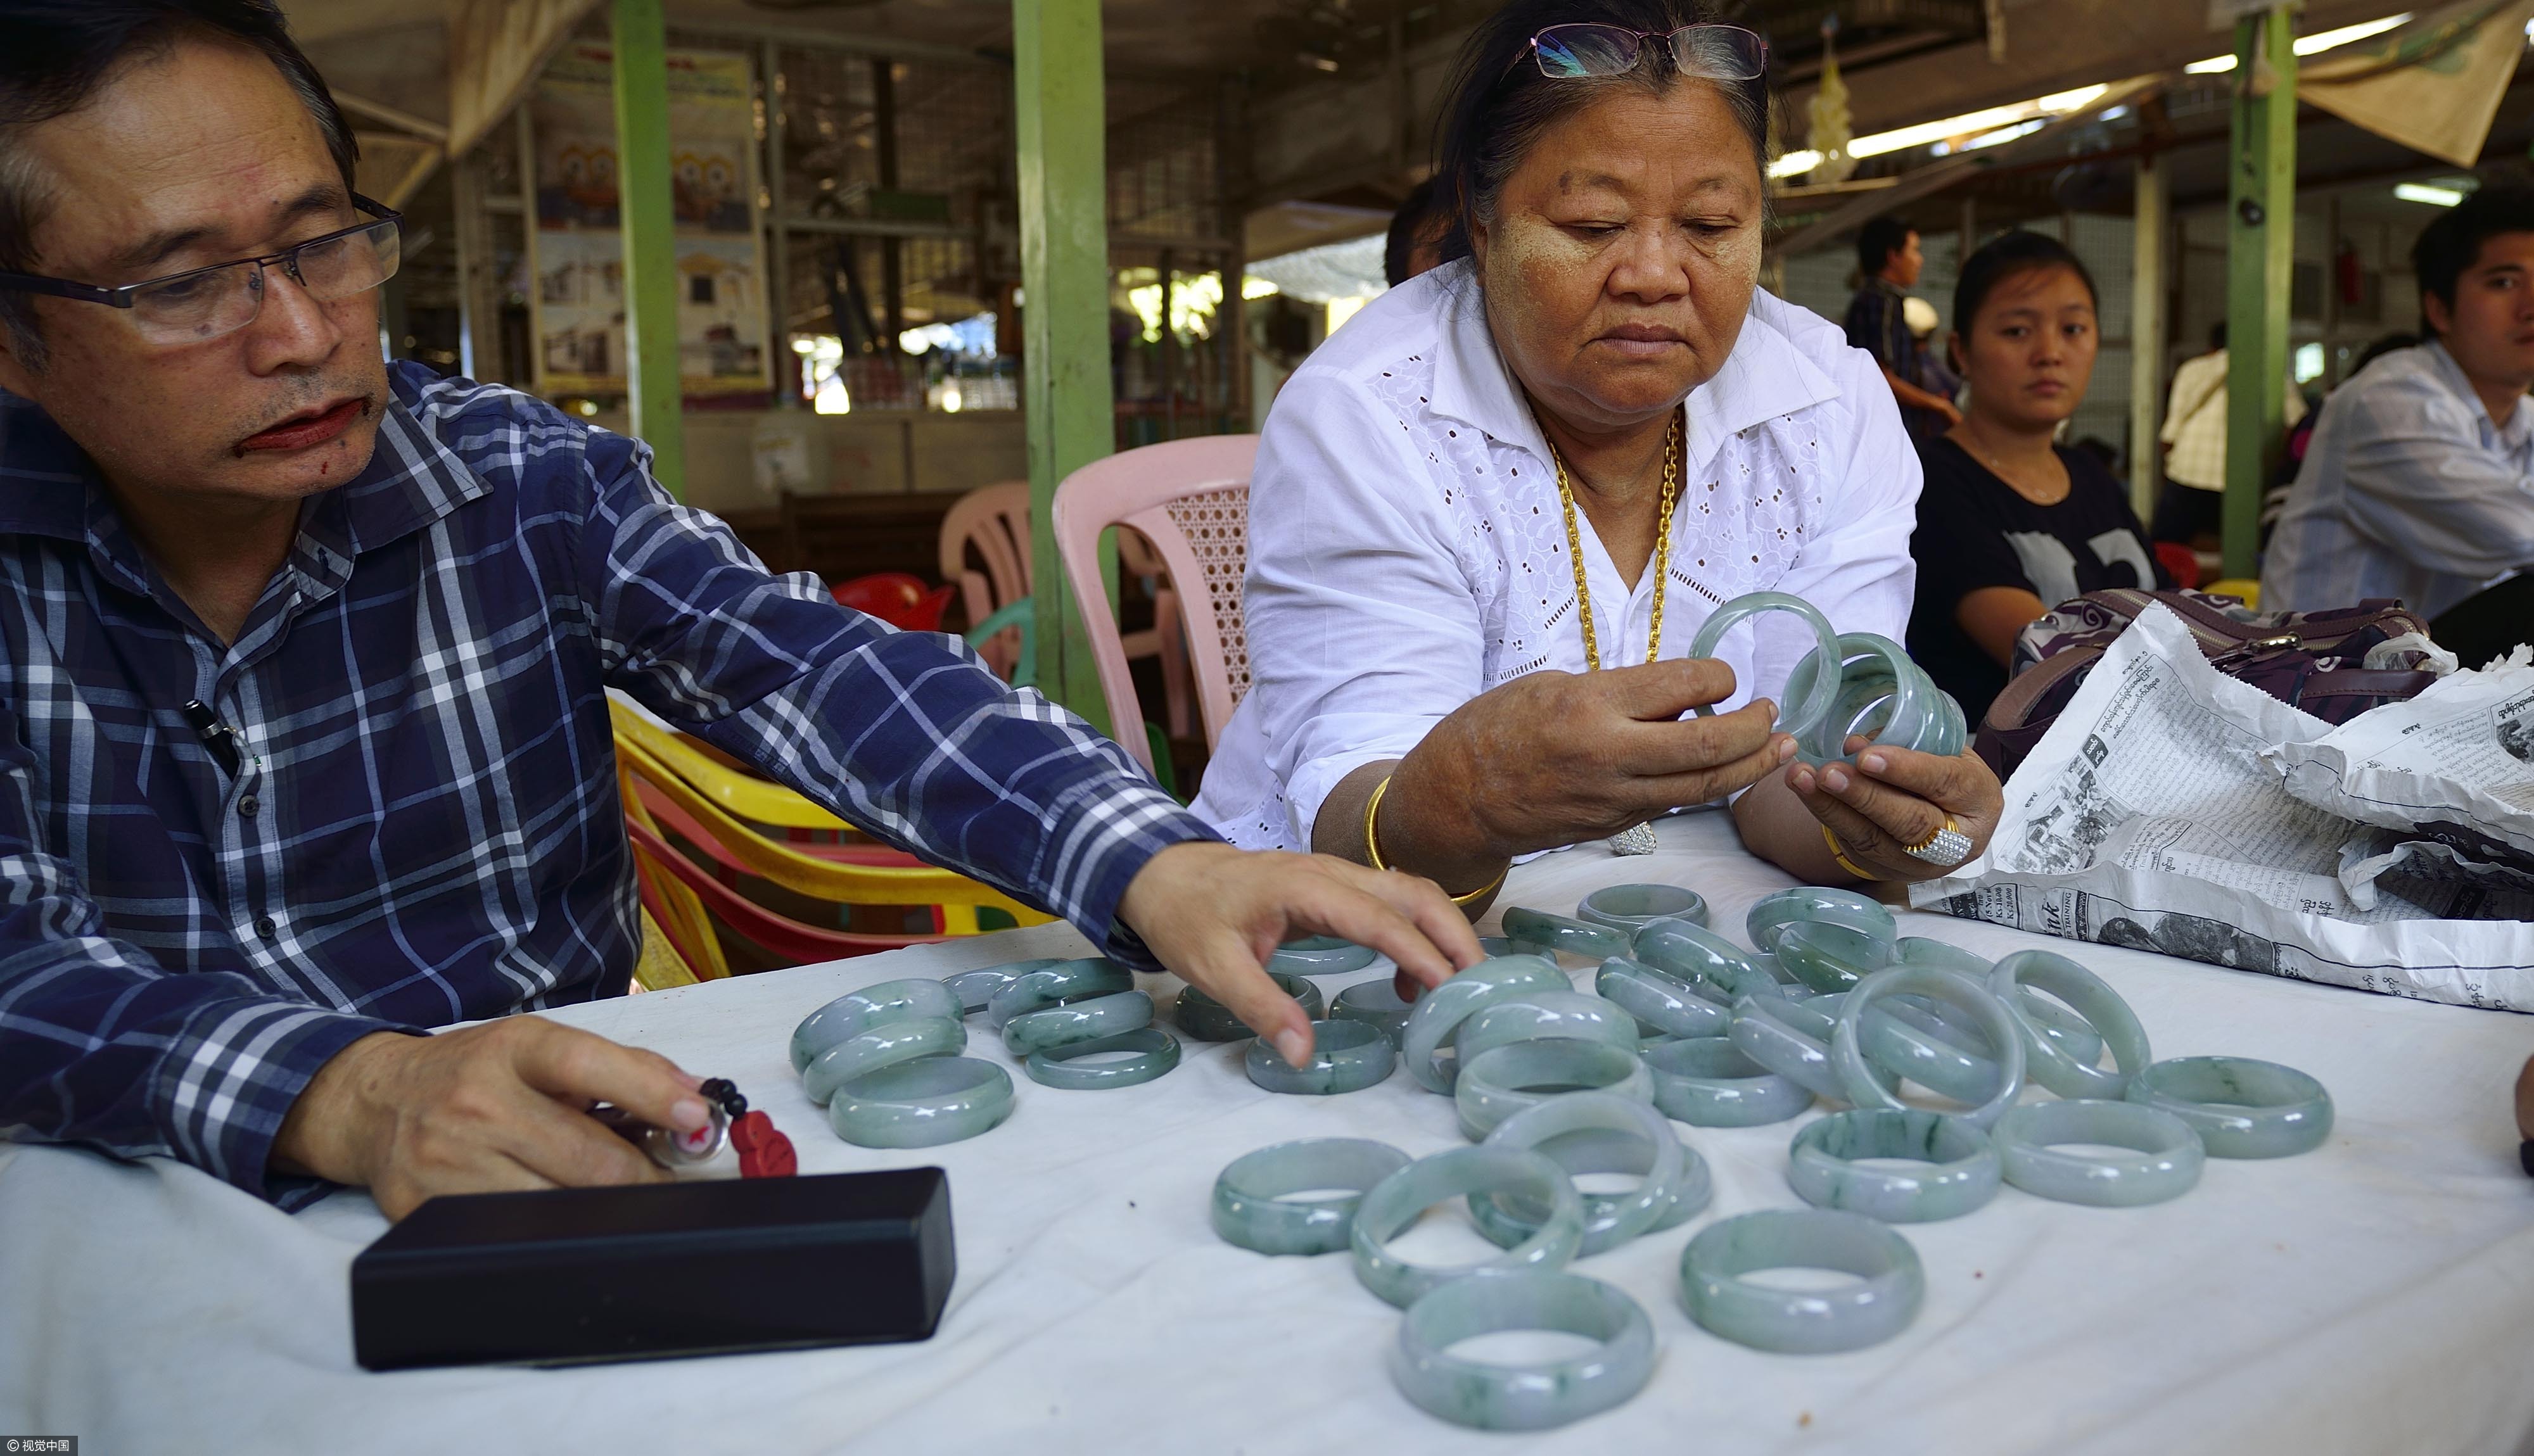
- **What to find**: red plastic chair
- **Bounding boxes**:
[626,813,939,966]
[831,572,957,631]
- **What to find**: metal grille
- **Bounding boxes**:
[1108,79,1220,246]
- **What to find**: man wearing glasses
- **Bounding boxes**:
[0,0,1475,1220]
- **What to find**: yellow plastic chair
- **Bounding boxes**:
[611,726,1051,937]
[631,906,705,992]
[610,698,853,832]
[2204,578,2261,610]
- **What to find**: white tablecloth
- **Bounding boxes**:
[7,810,2534,1455]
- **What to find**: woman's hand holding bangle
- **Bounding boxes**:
[1385,658,1789,871]
[1786,740,2004,883]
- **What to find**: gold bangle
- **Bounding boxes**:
[1365,774,1507,906]
[1822,824,1881,882]
[1364,775,1396,871]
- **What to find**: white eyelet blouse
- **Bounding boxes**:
[1192,258,1923,854]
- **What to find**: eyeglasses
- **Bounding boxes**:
[1513,23,1769,82]
[0,194,402,347]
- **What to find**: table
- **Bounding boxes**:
[7,810,2534,1455]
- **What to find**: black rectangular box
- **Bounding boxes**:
[351,1167,955,1371]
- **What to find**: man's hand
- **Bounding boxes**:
[1117,841,1484,1067]
[1786,740,2005,882]
[272,1019,711,1220]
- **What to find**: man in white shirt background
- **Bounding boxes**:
[2150,321,2307,552]
[2263,186,2534,665]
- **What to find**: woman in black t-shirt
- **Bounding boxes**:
[1907,232,2165,724]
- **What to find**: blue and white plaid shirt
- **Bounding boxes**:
[0,362,1211,1205]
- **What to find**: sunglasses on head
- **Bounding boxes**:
[1510,23,1769,82]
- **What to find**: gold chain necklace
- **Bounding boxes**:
[1549,411,1681,858]
[1550,411,1682,671]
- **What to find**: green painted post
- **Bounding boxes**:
[613,0,686,499]
[1014,0,1116,734]
[2222,6,2295,582]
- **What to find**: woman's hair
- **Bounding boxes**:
[1950,229,2097,343]
[1430,0,1771,263]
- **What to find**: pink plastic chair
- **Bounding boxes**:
[939,483,1032,627]
[1050,434,1259,775]
[938,481,1033,680]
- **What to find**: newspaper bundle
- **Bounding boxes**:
[1910,604,2534,1011]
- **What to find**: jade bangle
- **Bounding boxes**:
[1632,918,1781,1005]
[1499,906,1631,960]
[1477,936,1520,958]
[1576,883,1709,932]
[791,977,965,1071]
[1244,1018,1396,1094]
[1729,994,1895,1103]
[1831,965,2026,1129]
[941,966,1021,1016]
[1392,1272,1656,1431]
[1747,889,1895,958]
[1266,935,1377,977]
[1858,996,2008,1107]
[1785,631,1964,766]
[1399,955,1572,1094]
[984,956,1135,1030]
[1775,919,1894,996]
[1000,989,1154,1057]
[1992,1099,2204,1206]
[1684,591,1845,741]
[1211,1137,1411,1255]
[1454,1039,1652,1141]
[1350,1145,1584,1308]
[1330,976,1413,1045]
[1679,1208,1925,1354]
[1988,949,2151,1099]
[1455,990,1640,1066]
[801,1015,967,1106]
[1787,1108,2002,1223]
[1596,957,1730,1039]
[1895,940,2104,1063]
[1643,1035,1815,1127]
[1026,1025,1181,1089]
[1745,885,1895,953]
[1472,1120,1705,1245]
[1472,1091,1705,1254]
[2125,1056,2333,1159]
[1174,972,1324,1042]
[825,1054,1013,1148]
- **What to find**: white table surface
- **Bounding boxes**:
[7,809,2534,1455]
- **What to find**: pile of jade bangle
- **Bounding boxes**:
[791,975,1005,1149]
[788,955,1192,1148]
[1221,878,2332,1429]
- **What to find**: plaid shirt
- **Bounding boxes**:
[0,362,1211,1205]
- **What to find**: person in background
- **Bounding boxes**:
[1904,293,1960,419]
[1383,176,1452,287]
[2152,320,2307,548]
[1907,231,2165,725]
[2263,186,2534,659]
[1845,215,1959,442]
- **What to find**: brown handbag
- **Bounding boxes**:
[1973,588,2444,779]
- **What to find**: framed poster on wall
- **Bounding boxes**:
[526,41,773,398]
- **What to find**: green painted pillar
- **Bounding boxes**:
[2222,6,2295,581]
[1014,0,1116,732]
[613,0,686,498]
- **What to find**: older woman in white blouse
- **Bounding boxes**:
[1197,0,2004,905]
